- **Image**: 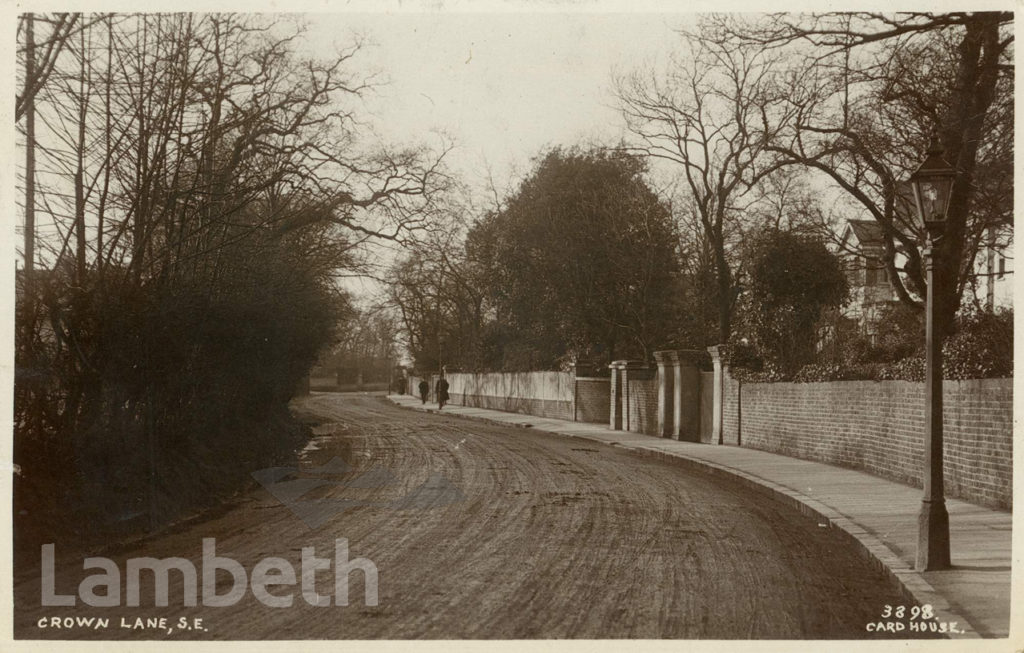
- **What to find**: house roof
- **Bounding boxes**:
[846,220,884,246]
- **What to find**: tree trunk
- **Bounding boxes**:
[23,13,35,274]
[713,225,733,344]
[74,26,87,283]
[933,13,1005,339]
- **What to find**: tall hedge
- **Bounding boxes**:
[14,235,339,548]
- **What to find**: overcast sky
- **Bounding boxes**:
[291,11,701,298]
[303,12,691,200]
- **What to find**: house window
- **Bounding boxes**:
[865,262,888,286]
[998,255,1006,278]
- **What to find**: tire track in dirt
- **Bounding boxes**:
[14,394,937,640]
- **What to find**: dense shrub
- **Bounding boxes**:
[733,364,788,383]
[719,340,760,371]
[943,308,1013,379]
[815,304,923,370]
[719,339,763,381]
[793,362,882,383]
[726,348,788,383]
[743,229,849,375]
[14,239,339,548]
[731,307,1010,384]
[871,304,925,362]
[874,309,1012,381]
[876,356,926,381]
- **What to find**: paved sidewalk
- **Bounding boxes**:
[387,393,1014,639]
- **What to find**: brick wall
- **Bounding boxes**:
[627,378,659,436]
[722,367,741,445]
[731,376,1012,509]
[575,377,610,424]
[699,370,715,443]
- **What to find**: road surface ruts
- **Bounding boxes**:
[14,393,932,640]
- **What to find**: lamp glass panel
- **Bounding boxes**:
[916,178,951,224]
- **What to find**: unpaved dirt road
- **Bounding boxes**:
[14,393,933,640]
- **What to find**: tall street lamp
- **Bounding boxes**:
[909,134,956,571]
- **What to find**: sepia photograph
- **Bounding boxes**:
[4,2,1016,648]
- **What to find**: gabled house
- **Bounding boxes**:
[837,220,899,341]
[837,215,1013,342]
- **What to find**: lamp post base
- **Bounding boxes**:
[916,498,951,571]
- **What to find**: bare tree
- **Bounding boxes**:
[15,13,460,538]
[707,12,1014,336]
[15,13,87,122]
[20,13,453,286]
[384,195,486,371]
[616,30,795,343]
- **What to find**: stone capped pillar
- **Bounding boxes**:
[621,362,634,432]
[674,350,704,441]
[653,351,674,437]
[609,362,623,430]
[672,353,684,438]
[655,350,704,441]
[619,360,651,432]
[611,360,633,431]
[708,346,725,445]
[569,362,578,422]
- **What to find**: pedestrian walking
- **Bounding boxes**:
[436,374,450,410]
[418,379,429,405]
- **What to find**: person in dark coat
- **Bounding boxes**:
[418,379,429,404]
[436,374,450,410]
